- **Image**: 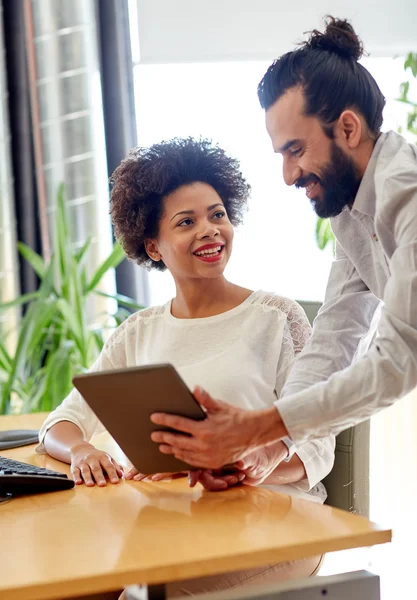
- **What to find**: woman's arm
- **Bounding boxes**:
[261,443,306,485]
[274,301,336,489]
[44,420,88,464]
[44,420,123,486]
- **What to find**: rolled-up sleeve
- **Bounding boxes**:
[276,172,417,445]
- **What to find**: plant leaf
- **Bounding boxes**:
[56,298,83,352]
[74,237,92,265]
[41,345,74,411]
[85,243,125,293]
[405,52,417,78]
[315,217,335,253]
[54,184,71,297]
[0,291,41,311]
[17,242,46,279]
[0,339,12,373]
[94,289,144,311]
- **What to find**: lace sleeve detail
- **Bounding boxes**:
[104,304,165,351]
[260,294,312,354]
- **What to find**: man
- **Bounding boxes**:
[150,17,417,484]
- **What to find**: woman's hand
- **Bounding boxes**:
[125,468,188,482]
[70,442,124,487]
[234,442,289,486]
[188,469,245,491]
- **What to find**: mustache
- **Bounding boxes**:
[295,174,320,189]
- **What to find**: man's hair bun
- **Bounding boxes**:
[307,16,363,61]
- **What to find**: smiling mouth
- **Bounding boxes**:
[305,181,320,199]
[193,245,224,262]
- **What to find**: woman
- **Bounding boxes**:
[38,137,334,596]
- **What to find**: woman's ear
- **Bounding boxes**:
[144,239,161,262]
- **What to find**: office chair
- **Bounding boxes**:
[296,300,370,517]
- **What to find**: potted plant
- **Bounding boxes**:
[0,185,142,415]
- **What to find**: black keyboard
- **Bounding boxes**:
[0,456,75,495]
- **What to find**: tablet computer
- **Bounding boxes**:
[72,363,207,474]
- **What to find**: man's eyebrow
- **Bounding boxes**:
[277,139,302,154]
[170,203,224,222]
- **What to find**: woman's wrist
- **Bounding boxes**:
[70,441,94,456]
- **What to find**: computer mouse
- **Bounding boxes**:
[0,430,39,450]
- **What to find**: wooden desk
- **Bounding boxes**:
[0,414,391,600]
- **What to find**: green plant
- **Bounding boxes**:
[315,217,335,253]
[0,185,142,415]
[397,52,417,139]
[315,53,417,252]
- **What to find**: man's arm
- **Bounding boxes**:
[281,241,380,399]
[278,174,417,445]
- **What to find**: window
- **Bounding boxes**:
[133,58,408,306]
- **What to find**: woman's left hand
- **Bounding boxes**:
[125,468,188,481]
[188,469,246,491]
[234,442,288,486]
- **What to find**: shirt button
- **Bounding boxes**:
[372,233,378,242]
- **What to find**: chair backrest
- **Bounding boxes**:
[296,300,370,517]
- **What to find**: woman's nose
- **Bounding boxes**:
[197,224,220,239]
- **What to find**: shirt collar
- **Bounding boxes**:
[351,131,388,219]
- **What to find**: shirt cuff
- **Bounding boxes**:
[275,390,328,445]
[281,436,296,462]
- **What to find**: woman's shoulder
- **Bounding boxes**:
[251,291,308,321]
[104,303,167,350]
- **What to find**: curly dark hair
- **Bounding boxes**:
[110,137,251,271]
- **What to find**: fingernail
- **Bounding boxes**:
[238,474,245,481]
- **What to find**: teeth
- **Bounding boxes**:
[195,246,222,256]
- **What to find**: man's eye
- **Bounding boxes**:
[291,148,303,157]
[178,218,193,227]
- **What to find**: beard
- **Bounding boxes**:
[297,142,362,218]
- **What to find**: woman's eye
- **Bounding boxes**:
[178,218,193,227]
[213,211,225,219]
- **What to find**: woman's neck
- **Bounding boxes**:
[171,277,253,319]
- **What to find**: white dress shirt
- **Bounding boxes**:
[38,291,334,502]
[277,131,417,444]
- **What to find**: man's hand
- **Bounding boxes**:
[235,441,289,486]
[150,386,288,469]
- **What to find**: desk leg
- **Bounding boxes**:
[147,584,166,600]
[124,584,166,600]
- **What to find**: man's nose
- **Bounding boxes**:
[283,158,302,187]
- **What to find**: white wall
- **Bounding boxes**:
[135,0,417,64]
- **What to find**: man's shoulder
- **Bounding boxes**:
[375,131,417,188]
